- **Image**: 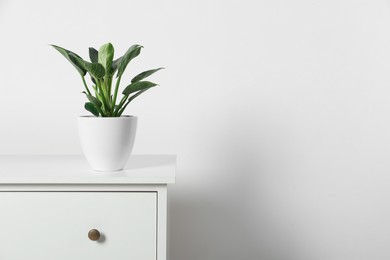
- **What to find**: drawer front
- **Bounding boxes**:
[0,192,157,260]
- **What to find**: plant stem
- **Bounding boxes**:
[107,76,112,97]
[105,75,112,98]
[92,85,98,97]
[117,99,131,116]
[100,80,107,102]
[112,76,122,113]
[101,79,112,113]
[96,80,109,115]
[114,95,128,115]
[81,76,92,96]
[95,104,104,116]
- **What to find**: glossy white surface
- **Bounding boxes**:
[0,192,157,260]
[0,155,176,184]
[78,116,138,171]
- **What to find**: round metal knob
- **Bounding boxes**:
[88,229,101,241]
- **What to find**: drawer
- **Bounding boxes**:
[0,192,157,260]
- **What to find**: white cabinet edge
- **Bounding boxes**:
[0,155,176,184]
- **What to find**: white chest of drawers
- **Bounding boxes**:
[0,155,176,260]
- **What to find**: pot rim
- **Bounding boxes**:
[79,115,137,119]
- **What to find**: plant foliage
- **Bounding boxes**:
[51,43,162,117]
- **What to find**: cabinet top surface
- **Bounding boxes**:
[0,155,176,184]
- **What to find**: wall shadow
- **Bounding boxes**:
[168,118,304,260]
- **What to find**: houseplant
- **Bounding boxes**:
[52,43,162,171]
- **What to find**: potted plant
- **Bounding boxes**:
[51,43,162,171]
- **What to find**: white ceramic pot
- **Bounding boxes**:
[78,116,137,171]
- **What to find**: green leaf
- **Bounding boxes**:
[51,44,87,76]
[84,102,99,116]
[128,88,149,103]
[122,81,157,96]
[131,68,164,83]
[116,44,143,78]
[69,53,105,79]
[98,43,114,72]
[110,56,122,75]
[89,47,98,63]
[82,91,102,107]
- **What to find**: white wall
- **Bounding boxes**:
[1,0,390,259]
